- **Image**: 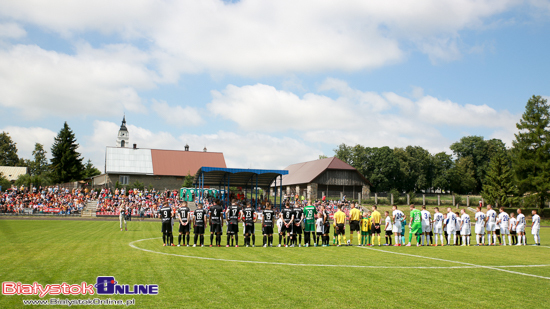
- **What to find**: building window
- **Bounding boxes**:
[119,175,129,185]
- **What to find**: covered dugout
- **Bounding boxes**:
[272,157,371,201]
[193,167,289,209]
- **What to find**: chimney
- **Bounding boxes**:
[133,144,137,149]
[185,144,189,151]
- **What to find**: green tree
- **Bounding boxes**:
[449,157,477,194]
[29,143,50,176]
[183,172,194,187]
[450,136,506,193]
[0,172,11,191]
[318,154,328,159]
[481,152,517,206]
[333,144,354,165]
[393,146,432,192]
[82,159,101,179]
[431,152,453,192]
[512,95,550,210]
[50,122,84,184]
[0,132,20,166]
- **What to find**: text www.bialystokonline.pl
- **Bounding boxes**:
[22,298,135,306]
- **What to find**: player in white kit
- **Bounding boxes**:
[515,209,526,246]
[392,205,404,246]
[497,207,510,246]
[474,206,486,245]
[509,213,517,245]
[420,205,432,246]
[432,207,444,246]
[460,209,471,246]
[445,208,457,246]
[485,205,497,245]
[531,210,540,246]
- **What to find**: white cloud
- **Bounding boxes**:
[1,126,57,160]
[0,22,26,38]
[207,80,521,152]
[0,0,525,75]
[150,100,203,127]
[0,44,154,119]
[85,120,319,171]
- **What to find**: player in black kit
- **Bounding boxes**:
[193,203,207,247]
[243,202,257,247]
[177,201,191,246]
[293,204,304,247]
[209,200,224,247]
[226,200,242,247]
[322,205,331,246]
[262,202,275,247]
[279,202,294,247]
[159,202,174,246]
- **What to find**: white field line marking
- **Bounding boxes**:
[359,246,550,280]
[130,238,550,270]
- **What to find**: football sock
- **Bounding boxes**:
[344,236,347,245]
[298,234,302,245]
[493,234,497,245]
[337,235,342,245]
[523,235,526,245]
[534,235,539,244]
[162,233,166,244]
[417,234,421,244]
[186,234,190,245]
[287,236,290,246]
[497,236,501,245]
[409,232,413,243]
[350,233,353,244]
[389,236,392,245]
[421,235,425,245]
[357,233,361,245]
[263,236,267,246]
[508,235,511,246]
[447,235,451,245]
[169,233,173,245]
[210,234,214,245]
[269,236,273,246]
[476,235,480,244]
[227,235,231,246]
[395,235,399,245]
[279,234,282,245]
[462,236,465,245]
[430,235,433,244]
[178,234,182,245]
[231,237,234,246]
[252,235,255,246]
[200,235,204,246]
[401,236,405,244]
[194,234,198,245]
[235,235,238,246]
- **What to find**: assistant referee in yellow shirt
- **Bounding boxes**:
[333,204,347,246]
[370,205,382,246]
[349,203,362,246]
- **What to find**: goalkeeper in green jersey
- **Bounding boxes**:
[407,204,423,247]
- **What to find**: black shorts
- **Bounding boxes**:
[179,223,190,233]
[263,225,273,235]
[456,230,461,236]
[282,222,292,234]
[210,223,222,233]
[227,223,239,235]
[350,220,360,232]
[194,225,205,235]
[316,232,323,236]
[293,223,302,234]
[511,230,517,235]
[429,231,433,236]
[323,224,330,234]
[245,224,255,235]
[372,223,381,234]
[385,230,393,236]
[336,224,345,235]
[161,221,172,233]
[495,229,501,236]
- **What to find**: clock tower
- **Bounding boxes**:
[116,116,129,147]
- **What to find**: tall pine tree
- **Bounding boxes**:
[512,95,550,210]
[0,132,20,166]
[481,152,516,207]
[50,122,84,184]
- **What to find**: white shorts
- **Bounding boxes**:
[392,222,401,233]
[532,228,539,235]
[486,222,496,232]
[461,226,471,235]
[422,223,431,233]
[500,227,510,235]
[433,226,443,234]
[447,229,456,235]
[517,224,525,233]
[475,225,485,235]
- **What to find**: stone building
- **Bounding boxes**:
[273,157,371,201]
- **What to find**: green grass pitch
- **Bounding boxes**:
[1,219,549,308]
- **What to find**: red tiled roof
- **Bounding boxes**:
[151,149,226,176]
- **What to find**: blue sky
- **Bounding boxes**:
[0,0,549,170]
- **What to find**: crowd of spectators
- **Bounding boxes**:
[0,185,93,215]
